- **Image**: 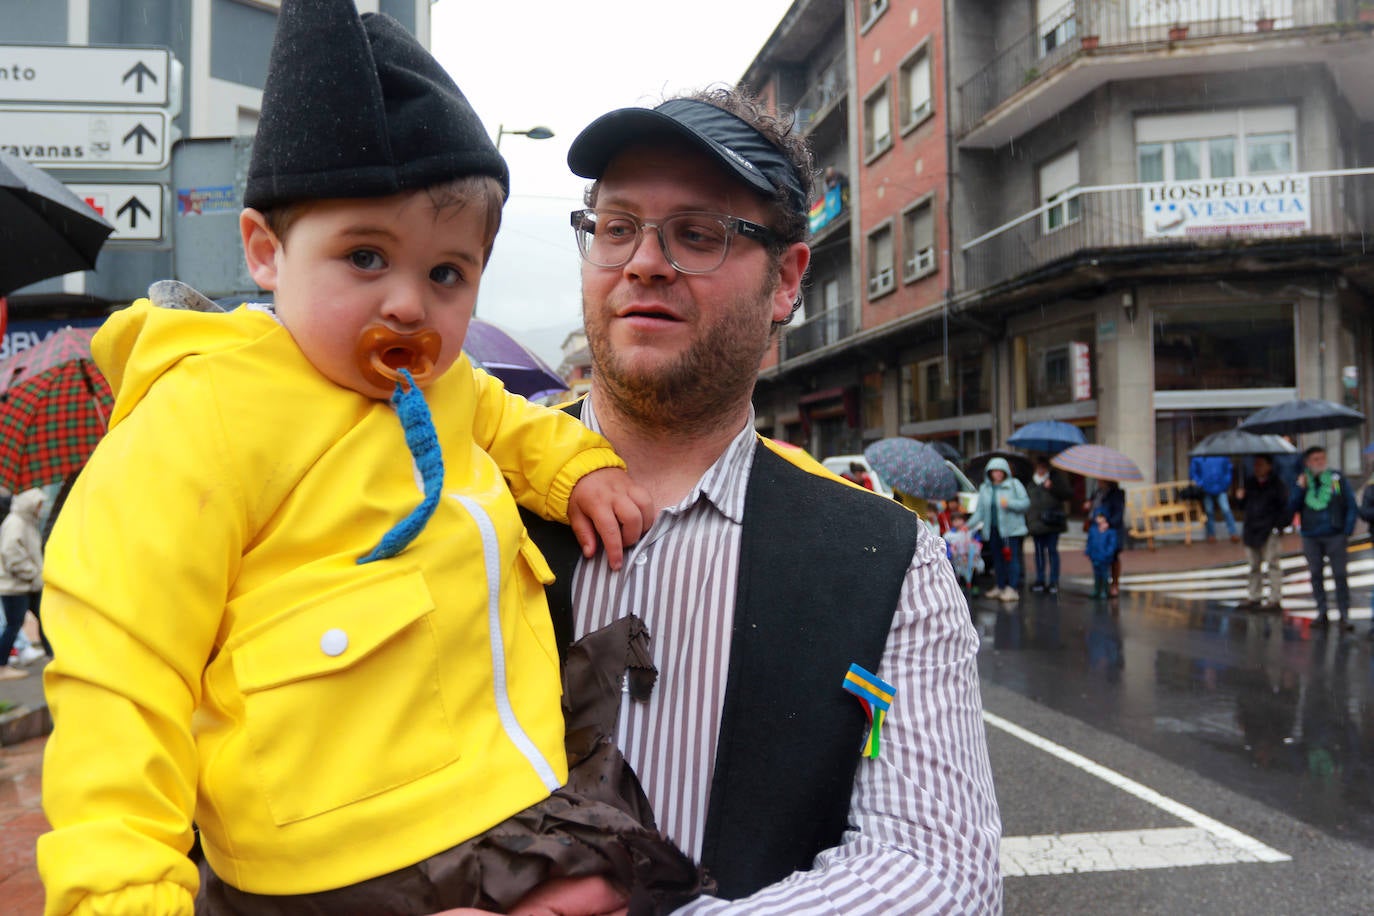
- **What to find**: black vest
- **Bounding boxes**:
[525,431,921,899]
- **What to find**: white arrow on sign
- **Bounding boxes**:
[0,45,172,107]
[67,183,164,241]
[0,107,169,169]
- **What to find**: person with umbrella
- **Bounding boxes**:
[1082,480,1127,598]
[1234,455,1289,610]
[1026,457,1072,595]
[1288,446,1358,633]
[1188,452,1239,544]
[968,457,1031,602]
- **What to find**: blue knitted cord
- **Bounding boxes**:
[357,369,445,564]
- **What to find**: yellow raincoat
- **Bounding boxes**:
[39,301,623,914]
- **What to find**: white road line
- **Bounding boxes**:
[984,711,1290,875]
[1001,827,1271,877]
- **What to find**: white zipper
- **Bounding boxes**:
[451,493,562,792]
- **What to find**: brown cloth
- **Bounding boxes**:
[198,616,710,915]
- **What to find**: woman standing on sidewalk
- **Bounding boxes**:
[969,457,1030,601]
[1027,458,1072,595]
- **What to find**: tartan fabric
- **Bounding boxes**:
[0,358,112,491]
[0,327,100,395]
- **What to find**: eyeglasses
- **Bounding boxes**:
[570,208,779,275]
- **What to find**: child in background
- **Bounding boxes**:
[944,511,984,593]
[37,2,703,914]
[1087,512,1120,599]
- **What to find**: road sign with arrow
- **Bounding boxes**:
[0,107,170,168]
[0,45,173,107]
[67,183,164,241]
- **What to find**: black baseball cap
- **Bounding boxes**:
[567,98,807,216]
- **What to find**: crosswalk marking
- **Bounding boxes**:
[985,712,1290,877]
[1074,552,1374,618]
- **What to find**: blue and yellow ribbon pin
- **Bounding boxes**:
[842,663,895,759]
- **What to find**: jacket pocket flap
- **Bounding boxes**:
[234,568,435,693]
[519,534,556,586]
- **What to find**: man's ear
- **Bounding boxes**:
[771,242,811,324]
[240,208,282,291]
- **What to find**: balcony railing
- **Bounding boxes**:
[960,167,1374,292]
[781,299,856,361]
[958,0,1350,134]
[793,53,848,130]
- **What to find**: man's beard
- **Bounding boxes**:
[585,278,776,436]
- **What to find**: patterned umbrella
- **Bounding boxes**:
[1007,420,1087,455]
[1238,398,1364,435]
[0,326,99,395]
[463,319,568,401]
[863,437,958,500]
[1050,444,1143,482]
[0,357,112,491]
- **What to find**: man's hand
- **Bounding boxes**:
[1297,473,1307,489]
[428,876,629,916]
[1235,487,1245,501]
[567,468,656,570]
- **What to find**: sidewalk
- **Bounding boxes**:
[0,735,46,915]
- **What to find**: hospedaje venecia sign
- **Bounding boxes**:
[1143,173,1309,238]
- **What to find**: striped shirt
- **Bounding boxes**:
[572,400,1002,913]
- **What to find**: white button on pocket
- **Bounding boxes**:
[320,628,349,657]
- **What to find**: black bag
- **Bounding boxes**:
[1040,508,1068,532]
[1179,484,1205,502]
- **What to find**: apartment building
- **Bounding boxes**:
[1,0,429,326]
[747,0,1374,481]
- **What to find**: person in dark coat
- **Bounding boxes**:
[1288,446,1357,632]
[1359,475,1374,640]
[1235,455,1288,610]
[1026,458,1072,595]
[1083,480,1126,597]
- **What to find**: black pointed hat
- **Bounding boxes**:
[244,0,508,211]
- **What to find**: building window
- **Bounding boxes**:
[863,80,892,160]
[1037,0,1077,55]
[1015,323,1096,408]
[862,371,885,429]
[1154,303,1295,391]
[1039,148,1081,233]
[861,0,889,30]
[867,221,895,299]
[900,351,990,423]
[1136,107,1296,181]
[899,46,932,131]
[902,196,937,282]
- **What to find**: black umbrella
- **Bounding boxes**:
[967,449,1033,483]
[1189,429,1297,457]
[1238,398,1364,435]
[0,151,114,295]
[929,440,963,463]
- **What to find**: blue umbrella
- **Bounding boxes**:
[863,437,958,501]
[1007,420,1087,455]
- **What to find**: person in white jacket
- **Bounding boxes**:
[0,488,48,680]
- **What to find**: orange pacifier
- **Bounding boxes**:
[356,324,442,391]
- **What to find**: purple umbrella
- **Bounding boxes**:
[463,319,569,401]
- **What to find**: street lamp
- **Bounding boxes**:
[496,124,554,149]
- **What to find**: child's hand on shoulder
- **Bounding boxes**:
[568,468,656,570]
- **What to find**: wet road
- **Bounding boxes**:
[977,549,1374,914]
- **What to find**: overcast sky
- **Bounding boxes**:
[430,0,796,364]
